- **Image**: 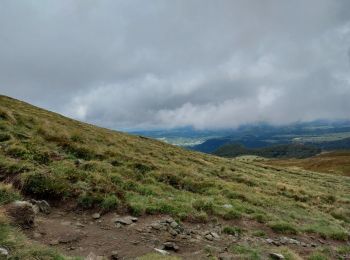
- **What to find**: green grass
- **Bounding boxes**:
[0,95,349,258]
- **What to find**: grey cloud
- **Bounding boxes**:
[0,0,350,129]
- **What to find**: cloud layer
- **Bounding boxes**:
[1,0,350,129]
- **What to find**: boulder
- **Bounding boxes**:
[30,200,50,214]
[6,201,36,228]
[0,247,9,258]
[114,216,137,225]
[162,242,179,252]
[92,213,100,219]
[269,253,285,260]
[110,250,119,259]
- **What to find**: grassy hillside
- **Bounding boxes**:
[267,151,350,177]
[0,95,350,259]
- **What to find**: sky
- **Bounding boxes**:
[0,0,350,130]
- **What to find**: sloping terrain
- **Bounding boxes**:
[0,95,349,259]
[267,151,350,177]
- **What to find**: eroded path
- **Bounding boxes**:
[22,207,349,259]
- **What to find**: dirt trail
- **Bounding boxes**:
[24,208,346,259]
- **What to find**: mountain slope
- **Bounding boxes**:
[0,95,350,258]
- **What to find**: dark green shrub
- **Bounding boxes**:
[270,222,298,235]
[77,193,103,209]
[222,209,242,220]
[0,185,21,205]
[101,195,120,211]
[22,172,69,199]
[0,133,11,142]
[192,199,215,214]
[222,226,243,235]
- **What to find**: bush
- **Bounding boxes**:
[6,145,29,159]
[101,195,120,212]
[77,193,103,209]
[222,226,243,236]
[0,184,21,205]
[0,133,11,142]
[222,209,242,220]
[192,199,215,214]
[22,172,69,199]
[269,222,298,235]
[188,211,208,223]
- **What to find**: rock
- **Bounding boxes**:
[266,238,274,244]
[219,252,234,260]
[49,239,59,246]
[168,228,178,236]
[166,218,174,223]
[162,242,179,252]
[92,213,100,219]
[114,216,137,225]
[30,200,50,214]
[151,223,162,230]
[0,247,9,258]
[210,232,220,239]
[269,253,285,260]
[33,232,42,239]
[222,204,233,209]
[76,222,85,228]
[110,250,119,259]
[85,252,103,260]
[170,221,178,229]
[205,234,214,241]
[154,248,170,256]
[6,201,36,228]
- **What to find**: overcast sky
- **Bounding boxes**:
[1,0,350,130]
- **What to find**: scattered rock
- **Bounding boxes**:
[270,253,285,260]
[110,250,119,259]
[85,252,103,260]
[219,252,234,260]
[92,213,100,220]
[33,232,42,239]
[170,221,178,229]
[168,228,178,236]
[205,234,214,241]
[30,200,50,214]
[154,248,170,256]
[151,223,162,230]
[114,216,137,225]
[6,201,36,228]
[49,239,59,246]
[0,247,9,258]
[162,242,179,252]
[210,232,220,239]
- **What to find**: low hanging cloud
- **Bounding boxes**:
[0,0,350,130]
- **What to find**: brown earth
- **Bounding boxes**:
[23,207,347,260]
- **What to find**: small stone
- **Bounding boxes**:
[170,221,178,229]
[85,252,103,260]
[92,213,100,219]
[166,218,174,223]
[269,253,285,260]
[30,200,50,214]
[114,216,136,225]
[33,232,42,239]
[154,248,169,256]
[49,239,59,246]
[0,247,9,257]
[210,232,220,239]
[222,204,233,209]
[163,242,179,252]
[205,234,214,241]
[110,250,119,259]
[168,228,178,236]
[76,222,85,228]
[151,223,162,230]
[266,238,274,244]
[219,252,234,260]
